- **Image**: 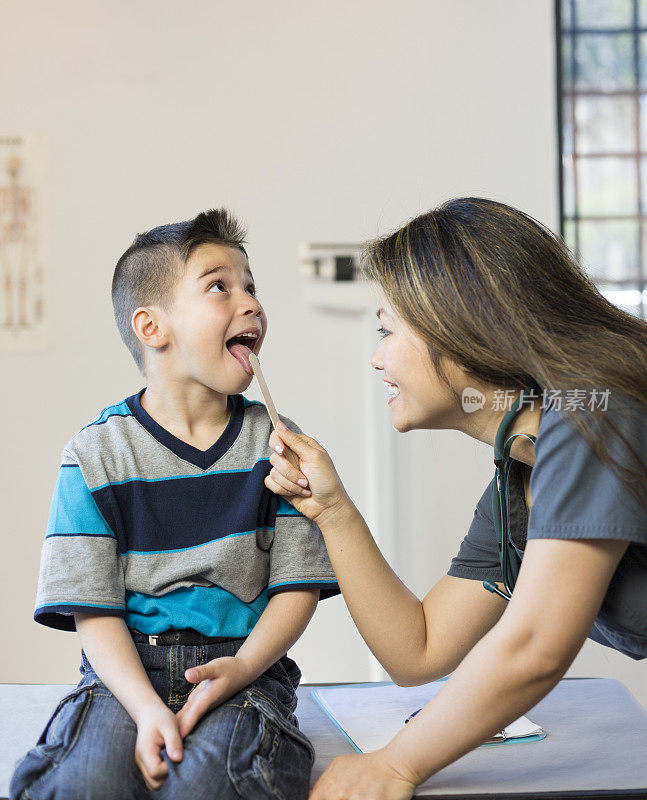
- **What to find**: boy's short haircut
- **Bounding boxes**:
[111,208,248,377]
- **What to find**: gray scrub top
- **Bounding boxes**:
[447,390,647,660]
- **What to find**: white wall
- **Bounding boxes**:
[1,0,644,707]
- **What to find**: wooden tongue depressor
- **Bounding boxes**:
[248,353,301,471]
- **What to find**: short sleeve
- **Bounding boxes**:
[528,393,647,545]
[34,450,126,631]
[447,477,503,582]
[267,416,339,601]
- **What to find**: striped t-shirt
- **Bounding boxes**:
[34,388,339,637]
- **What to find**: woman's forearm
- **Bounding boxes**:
[74,613,165,723]
[381,537,630,785]
[381,622,565,785]
[316,499,430,683]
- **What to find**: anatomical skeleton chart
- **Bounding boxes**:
[0,135,49,352]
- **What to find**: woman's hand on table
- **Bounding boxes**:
[309,751,416,800]
[265,422,351,524]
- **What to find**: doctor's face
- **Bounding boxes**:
[370,298,460,432]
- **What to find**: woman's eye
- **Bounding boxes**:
[247,285,257,296]
[377,326,390,339]
[208,281,225,293]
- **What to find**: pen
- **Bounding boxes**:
[404,708,421,724]
[405,706,508,741]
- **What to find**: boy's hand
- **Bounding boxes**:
[134,702,184,792]
[176,655,255,737]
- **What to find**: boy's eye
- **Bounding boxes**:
[377,326,391,339]
[208,280,257,297]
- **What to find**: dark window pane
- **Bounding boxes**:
[575,95,635,153]
[638,33,647,90]
[577,219,639,280]
[638,34,647,89]
[575,33,634,91]
[562,32,574,90]
[577,157,637,214]
[575,0,633,29]
[562,0,573,29]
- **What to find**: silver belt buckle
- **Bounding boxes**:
[148,634,160,646]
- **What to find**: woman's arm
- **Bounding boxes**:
[265,425,631,796]
[265,425,508,685]
[382,537,629,783]
[310,537,629,798]
[313,499,508,684]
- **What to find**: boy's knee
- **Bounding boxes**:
[9,686,142,800]
[10,754,145,800]
[227,694,314,800]
[156,768,240,800]
[74,766,145,800]
[9,686,95,800]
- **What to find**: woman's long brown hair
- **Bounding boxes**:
[362,197,647,512]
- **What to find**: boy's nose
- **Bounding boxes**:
[240,294,262,316]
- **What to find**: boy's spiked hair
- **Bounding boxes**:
[112,208,247,376]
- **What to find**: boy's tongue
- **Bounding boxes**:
[228,342,254,375]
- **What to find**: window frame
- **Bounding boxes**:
[555,0,647,320]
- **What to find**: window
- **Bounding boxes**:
[557,0,647,318]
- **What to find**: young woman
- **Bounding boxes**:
[265,198,647,800]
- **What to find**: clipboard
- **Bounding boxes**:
[311,680,546,754]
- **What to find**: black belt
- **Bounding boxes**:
[129,628,242,647]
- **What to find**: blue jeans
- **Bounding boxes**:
[9,637,315,800]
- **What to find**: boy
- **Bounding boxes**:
[10,209,339,800]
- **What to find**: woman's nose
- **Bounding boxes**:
[370,348,383,371]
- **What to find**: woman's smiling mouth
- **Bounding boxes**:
[383,380,400,404]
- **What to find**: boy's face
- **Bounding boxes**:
[156,242,267,395]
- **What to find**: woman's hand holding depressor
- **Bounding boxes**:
[265,422,350,525]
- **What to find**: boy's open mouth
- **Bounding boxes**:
[225,331,260,376]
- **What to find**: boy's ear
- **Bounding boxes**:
[131,306,168,349]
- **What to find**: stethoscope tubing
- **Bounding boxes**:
[485,385,539,602]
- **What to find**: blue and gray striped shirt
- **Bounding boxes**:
[34,388,339,637]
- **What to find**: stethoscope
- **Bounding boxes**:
[482,384,539,602]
